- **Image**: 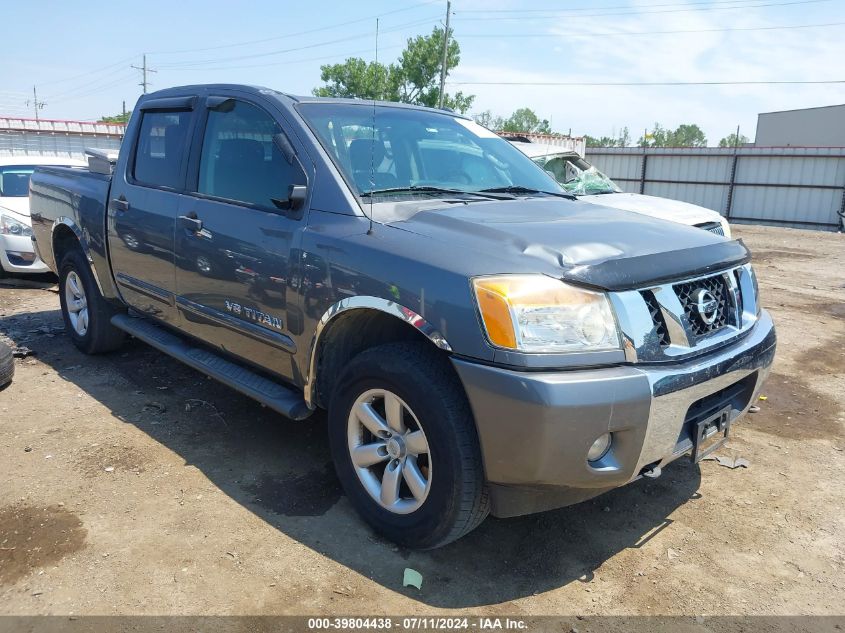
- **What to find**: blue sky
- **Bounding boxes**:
[2,0,844,144]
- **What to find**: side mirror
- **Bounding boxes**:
[288,184,307,210]
[273,184,307,213]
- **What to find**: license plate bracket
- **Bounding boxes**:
[692,406,733,463]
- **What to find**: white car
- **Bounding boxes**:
[510,141,732,238]
[0,156,86,276]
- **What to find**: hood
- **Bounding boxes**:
[388,197,748,291]
[0,197,30,218]
[577,192,721,226]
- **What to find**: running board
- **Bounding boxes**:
[111,314,312,421]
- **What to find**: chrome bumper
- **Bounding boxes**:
[452,309,776,517]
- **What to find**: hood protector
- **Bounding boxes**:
[388,198,750,291]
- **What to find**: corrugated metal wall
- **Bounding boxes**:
[585,147,845,231]
[0,117,124,159]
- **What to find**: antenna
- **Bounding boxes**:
[367,18,378,236]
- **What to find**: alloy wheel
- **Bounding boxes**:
[64,270,89,336]
[347,388,432,514]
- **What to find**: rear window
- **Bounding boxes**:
[0,166,36,197]
[133,111,192,189]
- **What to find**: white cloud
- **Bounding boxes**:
[452,0,845,143]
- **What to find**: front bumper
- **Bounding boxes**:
[0,234,49,274]
[452,309,776,518]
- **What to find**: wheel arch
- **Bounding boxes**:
[304,297,452,410]
[52,217,107,296]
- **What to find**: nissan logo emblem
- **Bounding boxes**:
[692,289,720,325]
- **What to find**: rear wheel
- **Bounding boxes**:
[58,249,125,354]
[328,341,489,549]
[0,341,13,389]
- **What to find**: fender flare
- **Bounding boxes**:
[52,217,107,295]
[303,296,452,409]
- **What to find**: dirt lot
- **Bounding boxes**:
[0,224,842,617]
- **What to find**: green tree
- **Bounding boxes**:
[472,110,503,130]
[585,127,631,148]
[672,123,707,147]
[313,27,474,113]
[638,122,707,147]
[313,58,398,101]
[718,132,750,148]
[99,112,131,124]
[585,135,617,147]
[501,108,551,134]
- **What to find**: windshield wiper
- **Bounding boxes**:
[478,186,577,200]
[360,186,512,200]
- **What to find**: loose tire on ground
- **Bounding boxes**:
[0,341,13,389]
[328,341,489,549]
[58,249,125,354]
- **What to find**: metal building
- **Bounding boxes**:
[0,116,124,159]
[755,104,845,148]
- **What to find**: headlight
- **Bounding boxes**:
[0,214,32,237]
[471,274,621,353]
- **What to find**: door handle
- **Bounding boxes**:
[179,213,203,231]
[111,198,130,212]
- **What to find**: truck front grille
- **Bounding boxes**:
[696,221,725,236]
[674,273,733,337]
[641,290,670,346]
[612,264,756,363]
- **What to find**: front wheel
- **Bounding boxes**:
[58,249,125,354]
[328,342,489,549]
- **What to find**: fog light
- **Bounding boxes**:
[587,433,612,462]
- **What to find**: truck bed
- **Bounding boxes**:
[29,165,112,287]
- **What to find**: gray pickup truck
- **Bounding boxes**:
[29,84,776,549]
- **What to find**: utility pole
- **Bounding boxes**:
[122,100,127,121]
[131,54,157,94]
[437,0,451,109]
[27,86,46,121]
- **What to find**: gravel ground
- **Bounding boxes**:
[0,224,842,617]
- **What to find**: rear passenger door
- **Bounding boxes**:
[174,95,309,381]
[108,98,196,326]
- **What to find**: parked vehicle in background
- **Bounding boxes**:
[29,85,774,549]
[0,156,86,276]
[509,141,732,237]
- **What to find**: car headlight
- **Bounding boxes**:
[471,274,621,353]
[0,214,32,237]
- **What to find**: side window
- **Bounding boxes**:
[198,100,304,209]
[133,111,191,189]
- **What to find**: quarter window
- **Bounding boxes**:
[133,111,191,189]
[198,100,304,209]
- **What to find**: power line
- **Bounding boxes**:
[44,64,137,101]
[149,0,441,55]
[32,56,138,89]
[160,44,408,73]
[457,0,807,12]
[155,15,440,69]
[458,20,845,38]
[452,0,833,21]
[448,79,845,86]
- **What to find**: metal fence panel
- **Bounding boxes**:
[644,181,730,213]
[585,147,845,231]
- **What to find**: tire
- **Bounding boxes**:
[328,341,489,549]
[58,249,125,354]
[0,341,13,389]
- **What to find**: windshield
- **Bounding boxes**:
[533,154,622,196]
[298,103,562,198]
[0,166,37,197]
